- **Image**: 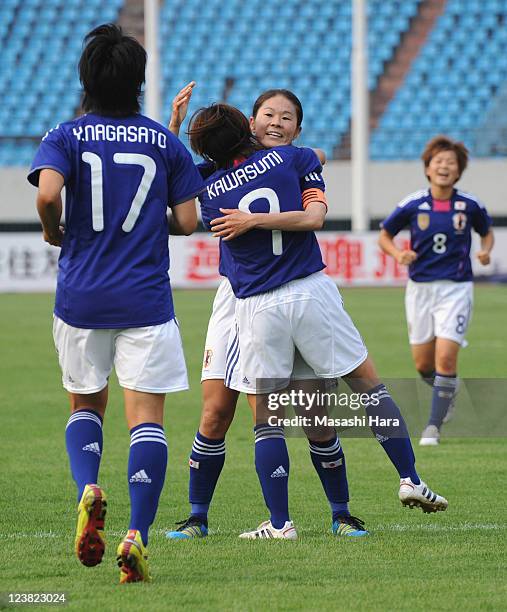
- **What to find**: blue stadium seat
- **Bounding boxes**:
[0,0,124,164]
[2,0,506,164]
[371,0,507,159]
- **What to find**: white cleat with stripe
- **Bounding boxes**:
[399,477,448,513]
[239,520,298,539]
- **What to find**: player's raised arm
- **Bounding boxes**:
[36,168,65,246]
[168,81,196,136]
[378,228,417,265]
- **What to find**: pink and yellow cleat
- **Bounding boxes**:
[75,484,107,567]
[117,529,151,584]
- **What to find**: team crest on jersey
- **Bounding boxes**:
[453,212,467,232]
[454,201,467,211]
[203,349,213,369]
[417,213,430,231]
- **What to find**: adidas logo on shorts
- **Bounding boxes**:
[129,469,152,483]
[82,442,101,456]
[270,465,288,478]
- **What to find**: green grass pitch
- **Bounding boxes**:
[0,286,506,611]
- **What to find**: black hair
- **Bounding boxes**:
[188,103,265,169]
[79,23,146,117]
[252,89,304,127]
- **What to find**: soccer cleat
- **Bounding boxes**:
[75,484,107,567]
[332,515,369,537]
[419,424,440,446]
[165,516,208,539]
[399,477,448,513]
[239,520,297,540]
[117,529,151,584]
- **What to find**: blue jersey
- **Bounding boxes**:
[28,113,204,328]
[199,145,326,298]
[382,188,492,282]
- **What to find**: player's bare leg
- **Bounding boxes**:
[167,380,238,540]
[434,337,460,375]
[69,387,108,417]
[411,340,436,385]
[420,337,460,445]
[118,390,166,583]
[200,379,238,438]
[343,356,448,513]
[68,388,108,567]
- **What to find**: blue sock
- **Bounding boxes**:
[429,373,457,428]
[128,423,168,546]
[189,431,226,524]
[309,436,349,520]
[366,384,420,484]
[65,409,103,501]
[254,424,290,529]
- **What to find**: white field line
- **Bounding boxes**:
[1,524,505,540]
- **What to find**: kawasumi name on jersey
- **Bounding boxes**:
[206,150,284,199]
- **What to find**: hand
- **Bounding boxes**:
[210,208,255,240]
[43,224,64,247]
[476,250,491,266]
[396,249,418,265]
[168,81,195,132]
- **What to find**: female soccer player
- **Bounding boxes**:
[28,25,203,582]
[379,136,494,446]
[167,84,366,539]
[186,103,448,539]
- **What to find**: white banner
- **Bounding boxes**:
[1,230,505,292]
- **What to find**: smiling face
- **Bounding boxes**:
[425,149,460,189]
[250,94,301,147]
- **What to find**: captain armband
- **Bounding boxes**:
[302,188,328,212]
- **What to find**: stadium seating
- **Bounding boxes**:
[0,0,506,165]
[159,0,420,159]
[370,0,507,159]
[0,0,123,166]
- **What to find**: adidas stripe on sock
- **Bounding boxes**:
[429,373,458,428]
[128,423,168,546]
[189,431,226,522]
[65,409,103,501]
[365,384,420,484]
[254,424,290,529]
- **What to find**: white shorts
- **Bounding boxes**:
[405,279,473,345]
[201,278,236,381]
[53,316,188,394]
[201,278,338,388]
[226,271,368,394]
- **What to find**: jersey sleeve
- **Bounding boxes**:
[27,125,71,186]
[381,200,413,236]
[470,199,492,236]
[294,146,323,177]
[166,135,205,207]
